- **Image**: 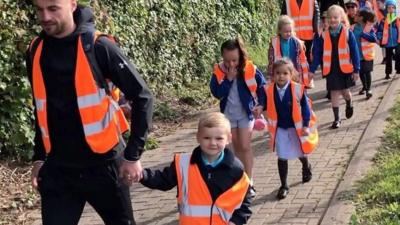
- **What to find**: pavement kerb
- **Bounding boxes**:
[319,74,400,225]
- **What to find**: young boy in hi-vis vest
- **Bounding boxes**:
[140,112,252,225]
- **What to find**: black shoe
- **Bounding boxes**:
[359,88,365,95]
[385,74,391,80]
[249,185,257,199]
[346,106,354,119]
[331,120,341,129]
[366,91,373,100]
[277,186,289,200]
[381,57,386,64]
[302,164,312,183]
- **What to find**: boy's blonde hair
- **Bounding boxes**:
[198,112,231,134]
[277,15,295,35]
[273,58,299,83]
[327,5,350,27]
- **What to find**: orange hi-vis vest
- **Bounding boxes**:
[361,26,376,61]
[285,0,314,40]
[175,153,250,225]
[213,60,258,99]
[381,17,400,46]
[322,27,354,76]
[265,81,318,154]
[31,36,130,154]
[371,0,384,22]
[271,36,311,87]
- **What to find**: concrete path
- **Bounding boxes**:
[30,47,396,225]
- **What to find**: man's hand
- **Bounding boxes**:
[31,161,44,190]
[119,160,143,186]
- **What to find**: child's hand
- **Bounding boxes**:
[352,73,359,81]
[226,67,238,81]
[308,72,314,80]
[252,105,263,118]
[302,127,310,136]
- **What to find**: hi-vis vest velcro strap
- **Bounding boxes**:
[31,35,129,154]
[382,17,400,46]
[271,36,311,87]
[175,153,250,225]
[213,60,258,99]
[286,0,314,40]
[265,81,318,154]
[322,27,354,76]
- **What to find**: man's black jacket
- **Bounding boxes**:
[26,6,153,167]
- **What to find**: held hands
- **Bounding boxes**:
[302,127,310,136]
[31,161,44,190]
[119,160,143,186]
[352,73,359,81]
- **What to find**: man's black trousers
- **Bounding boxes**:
[38,160,135,225]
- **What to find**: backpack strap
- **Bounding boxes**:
[81,30,118,96]
[28,36,42,65]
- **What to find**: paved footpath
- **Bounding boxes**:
[31,49,395,225]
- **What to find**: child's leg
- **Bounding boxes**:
[359,70,367,92]
[394,45,400,74]
[298,156,312,182]
[235,127,254,178]
[385,47,393,78]
[341,88,353,119]
[365,71,372,91]
[277,158,288,189]
[330,90,341,122]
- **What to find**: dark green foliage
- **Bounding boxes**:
[0,0,279,160]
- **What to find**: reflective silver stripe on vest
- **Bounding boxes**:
[178,153,232,222]
[40,126,49,137]
[293,83,303,130]
[35,99,45,111]
[295,26,313,31]
[77,89,107,108]
[82,100,116,136]
[245,78,257,87]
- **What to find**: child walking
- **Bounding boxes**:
[377,0,400,79]
[210,38,266,195]
[310,5,360,129]
[265,58,318,200]
[267,15,313,88]
[353,8,377,99]
[140,112,252,225]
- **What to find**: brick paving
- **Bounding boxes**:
[31,48,393,225]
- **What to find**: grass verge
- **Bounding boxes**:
[350,98,400,225]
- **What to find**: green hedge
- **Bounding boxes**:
[0,0,279,160]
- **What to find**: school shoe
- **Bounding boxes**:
[366,91,373,100]
[359,88,365,95]
[331,120,341,129]
[302,164,312,183]
[385,74,391,80]
[276,186,289,200]
[346,106,354,119]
